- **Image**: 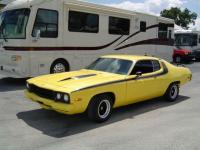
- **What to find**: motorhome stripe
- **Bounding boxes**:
[116,23,174,46]
[4,35,123,51]
[115,38,174,51]
[4,38,174,51]
[74,62,169,92]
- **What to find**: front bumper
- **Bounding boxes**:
[25,90,77,115]
[183,54,195,61]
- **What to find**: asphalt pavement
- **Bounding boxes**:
[0,62,200,150]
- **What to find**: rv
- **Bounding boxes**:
[0,0,174,77]
[175,30,200,61]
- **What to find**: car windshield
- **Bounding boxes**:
[86,58,133,75]
[0,8,30,39]
[175,33,198,46]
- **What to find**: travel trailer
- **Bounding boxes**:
[175,30,200,61]
[0,0,174,77]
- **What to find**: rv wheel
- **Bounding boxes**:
[50,59,69,74]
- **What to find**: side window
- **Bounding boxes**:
[140,21,146,32]
[192,34,198,46]
[158,23,168,39]
[109,16,130,35]
[199,35,200,43]
[32,9,58,38]
[131,60,153,75]
[68,11,99,33]
[152,60,161,71]
[168,30,172,39]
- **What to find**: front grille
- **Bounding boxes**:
[28,84,56,100]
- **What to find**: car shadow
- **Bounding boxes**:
[0,78,28,92]
[17,95,189,138]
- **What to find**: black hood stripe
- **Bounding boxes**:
[73,62,168,92]
[59,74,97,82]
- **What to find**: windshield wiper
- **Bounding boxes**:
[1,32,8,42]
[0,24,8,42]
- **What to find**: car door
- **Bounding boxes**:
[125,60,164,104]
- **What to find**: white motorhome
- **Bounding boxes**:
[0,0,174,77]
[175,29,200,51]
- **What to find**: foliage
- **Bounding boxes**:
[160,7,197,29]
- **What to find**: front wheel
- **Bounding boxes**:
[164,83,179,102]
[50,60,69,74]
[87,95,113,123]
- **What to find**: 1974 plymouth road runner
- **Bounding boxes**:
[25,55,192,122]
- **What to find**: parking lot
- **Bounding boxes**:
[0,62,200,150]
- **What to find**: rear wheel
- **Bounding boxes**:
[87,95,113,123]
[50,60,69,74]
[164,83,179,102]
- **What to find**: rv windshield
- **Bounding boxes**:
[175,33,198,46]
[0,8,30,39]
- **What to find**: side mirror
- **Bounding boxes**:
[34,30,41,41]
[136,71,142,77]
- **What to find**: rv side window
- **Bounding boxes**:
[68,11,99,33]
[199,35,200,43]
[32,9,58,38]
[109,16,130,35]
[158,23,168,39]
[168,30,172,39]
[140,21,146,32]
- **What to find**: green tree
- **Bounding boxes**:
[160,7,197,29]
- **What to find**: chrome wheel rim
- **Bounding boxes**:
[170,85,178,99]
[98,100,111,119]
[53,63,66,73]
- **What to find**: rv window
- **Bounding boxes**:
[158,23,168,39]
[175,34,197,46]
[32,9,58,38]
[140,21,146,32]
[109,16,130,35]
[0,8,30,39]
[68,11,99,33]
[168,30,172,39]
[199,35,200,43]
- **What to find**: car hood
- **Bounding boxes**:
[27,69,126,93]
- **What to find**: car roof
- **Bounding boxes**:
[102,55,160,61]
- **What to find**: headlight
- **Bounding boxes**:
[26,83,30,90]
[55,93,70,103]
[63,94,69,103]
[56,93,62,100]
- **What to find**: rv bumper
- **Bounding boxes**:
[0,66,24,78]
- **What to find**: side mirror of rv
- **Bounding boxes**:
[34,30,41,41]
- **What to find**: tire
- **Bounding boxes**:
[50,60,69,74]
[87,95,114,123]
[164,83,179,102]
[173,56,182,63]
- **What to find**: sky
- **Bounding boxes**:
[85,0,200,30]
[1,0,200,29]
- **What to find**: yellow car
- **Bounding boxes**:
[25,55,192,122]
